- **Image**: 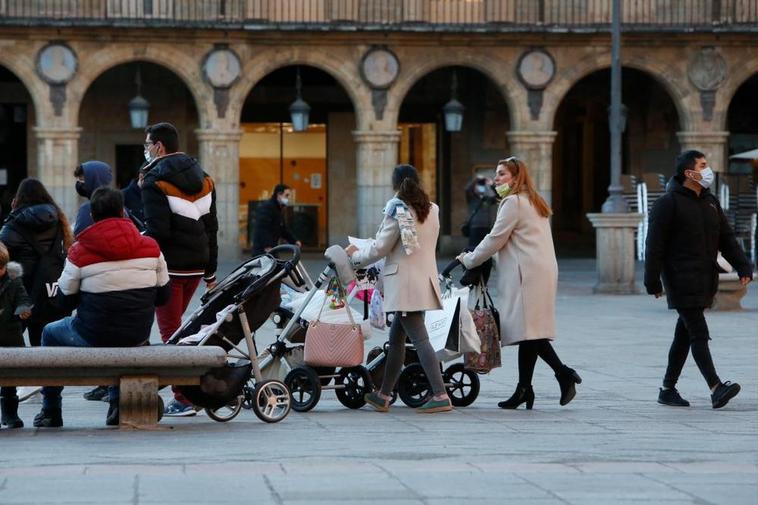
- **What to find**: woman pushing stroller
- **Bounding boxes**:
[345,164,452,413]
[457,157,582,409]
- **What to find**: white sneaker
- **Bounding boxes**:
[18,386,42,403]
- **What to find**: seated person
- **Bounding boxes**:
[34,187,170,428]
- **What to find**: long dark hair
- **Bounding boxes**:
[13,178,74,249]
[392,164,431,223]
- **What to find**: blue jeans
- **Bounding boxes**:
[41,317,119,409]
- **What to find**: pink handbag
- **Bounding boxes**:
[303,288,364,368]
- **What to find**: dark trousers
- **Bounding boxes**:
[663,308,721,389]
[518,339,564,386]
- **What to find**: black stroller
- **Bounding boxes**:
[167,244,307,423]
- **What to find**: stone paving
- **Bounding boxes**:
[0,258,756,505]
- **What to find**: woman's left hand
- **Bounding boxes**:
[345,244,359,257]
[456,252,467,264]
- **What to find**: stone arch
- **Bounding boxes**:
[544,52,695,132]
[0,50,47,126]
[230,47,368,130]
[717,57,758,131]
[386,53,520,129]
[67,45,210,128]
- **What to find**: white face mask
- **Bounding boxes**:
[144,150,152,163]
[697,166,714,189]
[278,197,289,206]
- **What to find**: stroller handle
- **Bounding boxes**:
[440,258,462,278]
[269,244,301,270]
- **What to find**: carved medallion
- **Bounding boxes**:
[517,49,555,90]
[203,48,241,89]
[360,48,400,90]
[688,47,727,92]
[36,43,77,85]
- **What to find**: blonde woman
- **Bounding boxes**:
[458,157,581,409]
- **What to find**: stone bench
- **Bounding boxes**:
[0,346,226,429]
[712,272,752,311]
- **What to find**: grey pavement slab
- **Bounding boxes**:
[0,257,756,504]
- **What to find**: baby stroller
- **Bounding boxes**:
[267,262,375,412]
[166,244,307,423]
[363,258,492,408]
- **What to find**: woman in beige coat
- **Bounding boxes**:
[346,164,451,413]
[459,157,581,409]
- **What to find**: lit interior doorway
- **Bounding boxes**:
[239,65,355,252]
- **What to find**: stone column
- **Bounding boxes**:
[506,130,557,204]
[586,213,644,294]
[33,126,82,222]
[676,131,730,173]
[196,128,243,262]
[352,130,401,237]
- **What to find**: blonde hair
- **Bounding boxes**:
[498,157,552,218]
[0,241,8,266]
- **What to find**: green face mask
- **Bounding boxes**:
[495,183,511,198]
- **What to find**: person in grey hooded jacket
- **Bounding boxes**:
[73,161,112,236]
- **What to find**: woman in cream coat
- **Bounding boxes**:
[346,164,452,413]
[459,157,581,409]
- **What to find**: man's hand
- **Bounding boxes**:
[740,276,752,286]
[295,241,302,248]
[19,310,31,320]
[345,244,358,257]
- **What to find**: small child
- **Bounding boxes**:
[0,241,32,429]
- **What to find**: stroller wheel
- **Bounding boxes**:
[335,366,372,409]
[284,367,321,412]
[251,379,291,423]
[205,395,243,422]
[397,363,431,408]
[443,363,480,407]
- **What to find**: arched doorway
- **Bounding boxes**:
[0,65,33,220]
[553,68,681,255]
[727,74,758,177]
[398,66,510,249]
[78,62,199,190]
[239,65,355,251]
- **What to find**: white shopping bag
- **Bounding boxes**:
[369,290,385,330]
[430,287,481,361]
[286,288,372,340]
[426,296,462,356]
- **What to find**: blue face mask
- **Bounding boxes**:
[698,167,714,189]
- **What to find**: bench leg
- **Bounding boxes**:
[712,286,747,311]
[119,375,162,429]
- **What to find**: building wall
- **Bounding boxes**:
[0,28,757,258]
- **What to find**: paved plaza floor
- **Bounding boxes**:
[1,258,756,505]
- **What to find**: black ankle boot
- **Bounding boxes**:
[1,397,24,429]
[106,400,119,426]
[556,366,582,406]
[498,384,535,409]
[33,407,62,428]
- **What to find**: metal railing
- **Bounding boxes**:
[1,0,757,30]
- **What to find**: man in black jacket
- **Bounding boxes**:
[251,184,301,256]
[645,150,753,409]
[140,122,218,417]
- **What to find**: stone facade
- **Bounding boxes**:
[1,25,757,258]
